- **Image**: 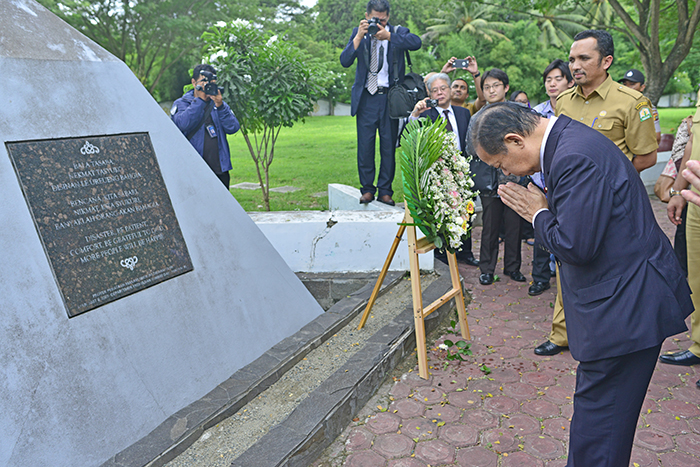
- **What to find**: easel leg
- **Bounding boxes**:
[447,251,470,340]
[407,224,429,379]
[358,223,407,330]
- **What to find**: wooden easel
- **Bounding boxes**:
[358,205,470,379]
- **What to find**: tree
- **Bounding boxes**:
[484,0,700,105]
[425,1,511,43]
[202,21,325,210]
[37,0,305,101]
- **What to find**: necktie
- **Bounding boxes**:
[443,110,453,132]
[367,37,378,95]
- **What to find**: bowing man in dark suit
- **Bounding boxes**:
[468,102,693,467]
[340,0,421,206]
[410,73,478,266]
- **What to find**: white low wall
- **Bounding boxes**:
[640,150,672,195]
[250,210,434,273]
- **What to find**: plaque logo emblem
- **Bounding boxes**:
[120,256,138,271]
[80,141,100,155]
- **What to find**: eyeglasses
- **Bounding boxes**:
[483,83,503,92]
[430,86,449,94]
[545,75,566,84]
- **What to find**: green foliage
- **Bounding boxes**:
[398,118,450,243]
[203,20,325,210]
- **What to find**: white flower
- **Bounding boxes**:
[209,50,228,62]
[266,35,278,46]
[439,343,449,350]
[243,74,252,83]
[216,21,227,28]
[231,19,251,28]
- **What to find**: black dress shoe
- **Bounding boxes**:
[463,257,479,267]
[377,195,395,206]
[659,350,700,366]
[528,281,551,296]
[359,192,375,204]
[505,270,526,282]
[534,340,568,356]
[479,273,494,285]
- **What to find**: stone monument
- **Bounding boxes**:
[0,2,323,465]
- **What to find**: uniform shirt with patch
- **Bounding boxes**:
[555,74,658,160]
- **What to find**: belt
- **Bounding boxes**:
[367,87,388,95]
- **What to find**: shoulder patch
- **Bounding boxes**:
[635,100,651,110]
[617,85,643,100]
[639,107,651,122]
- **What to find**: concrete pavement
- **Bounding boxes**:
[313,197,700,467]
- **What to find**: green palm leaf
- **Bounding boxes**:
[399,117,449,238]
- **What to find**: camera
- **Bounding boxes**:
[196,70,222,96]
[453,59,470,69]
[367,17,381,36]
[425,99,439,109]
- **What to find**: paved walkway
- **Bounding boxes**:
[314,197,700,467]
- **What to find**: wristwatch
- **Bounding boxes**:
[669,188,682,197]
[472,71,480,79]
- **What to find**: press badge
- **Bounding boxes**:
[206,125,217,138]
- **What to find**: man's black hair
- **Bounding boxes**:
[193,64,216,80]
[366,0,390,14]
[573,30,614,61]
[480,68,509,90]
[543,59,573,84]
[468,102,540,156]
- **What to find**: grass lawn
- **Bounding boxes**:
[226,116,404,212]
[658,107,697,134]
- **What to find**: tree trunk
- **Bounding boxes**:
[606,0,700,106]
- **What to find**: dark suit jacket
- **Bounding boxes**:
[419,106,470,156]
[535,116,693,362]
[340,24,421,116]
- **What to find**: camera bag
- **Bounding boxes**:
[388,43,427,119]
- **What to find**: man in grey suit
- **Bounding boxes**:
[468,102,693,467]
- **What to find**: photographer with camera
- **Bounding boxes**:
[171,64,240,188]
[340,0,421,206]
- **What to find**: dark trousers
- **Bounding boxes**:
[675,204,688,277]
[531,239,552,283]
[216,171,230,189]
[567,343,661,467]
[479,195,521,275]
[434,232,475,264]
[356,89,399,197]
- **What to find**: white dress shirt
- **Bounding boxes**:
[532,116,558,227]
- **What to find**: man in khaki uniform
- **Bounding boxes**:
[661,88,700,372]
[534,29,659,356]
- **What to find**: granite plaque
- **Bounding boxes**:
[7,133,193,317]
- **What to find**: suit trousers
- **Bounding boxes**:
[549,264,568,347]
[479,195,522,275]
[567,344,661,467]
[531,239,552,283]
[685,202,700,357]
[356,89,399,197]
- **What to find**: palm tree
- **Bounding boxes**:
[425,0,511,43]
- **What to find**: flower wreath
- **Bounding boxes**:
[399,117,477,253]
